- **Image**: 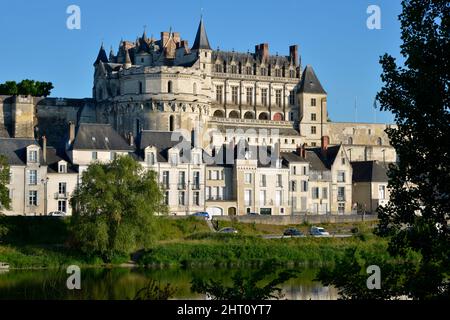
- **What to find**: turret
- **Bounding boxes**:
[94,43,108,66]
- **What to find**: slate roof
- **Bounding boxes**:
[297,65,326,94]
[192,18,211,50]
[45,147,77,173]
[351,161,388,183]
[71,123,134,151]
[0,138,42,165]
[94,44,109,65]
[281,151,309,164]
[308,145,341,169]
[305,149,328,171]
[138,130,192,161]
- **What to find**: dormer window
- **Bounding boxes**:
[193,153,201,165]
[170,153,178,166]
[147,152,155,165]
[58,162,67,173]
[28,150,38,163]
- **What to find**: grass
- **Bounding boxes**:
[0,215,387,269]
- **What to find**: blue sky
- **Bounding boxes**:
[0,0,403,123]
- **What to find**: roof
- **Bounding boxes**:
[351,161,388,182]
[308,145,341,169]
[138,130,192,161]
[305,149,328,171]
[0,138,42,165]
[297,65,326,94]
[94,44,109,65]
[71,124,134,151]
[281,152,308,164]
[192,18,211,50]
[45,147,77,173]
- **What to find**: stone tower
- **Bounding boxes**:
[12,95,35,138]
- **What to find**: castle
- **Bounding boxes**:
[0,18,395,217]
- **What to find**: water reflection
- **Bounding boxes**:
[0,267,338,300]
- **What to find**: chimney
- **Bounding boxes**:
[172,32,181,44]
[255,43,269,61]
[68,122,75,145]
[289,45,298,66]
[321,136,329,158]
[161,32,169,46]
[128,132,134,147]
[42,136,47,163]
[302,143,306,158]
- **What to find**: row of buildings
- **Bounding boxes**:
[0,18,394,217]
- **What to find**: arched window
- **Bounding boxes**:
[167,81,173,93]
[273,113,284,121]
[193,83,197,95]
[229,110,239,118]
[377,137,382,146]
[243,111,254,119]
[213,110,225,118]
[348,137,353,145]
[258,112,269,120]
[169,115,175,131]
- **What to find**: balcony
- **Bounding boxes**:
[337,196,346,201]
[54,192,68,199]
[161,182,170,189]
[177,183,186,190]
[192,183,201,190]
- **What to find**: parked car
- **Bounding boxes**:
[191,212,211,220]
[48,211,66,217]
[283,228,304,237]
[218,227,238,234]
[247,212,259,216]
[310,226,330,236]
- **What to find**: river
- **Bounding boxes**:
[0,267,339,300]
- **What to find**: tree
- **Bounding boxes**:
[69,156,167,261]
[0,155,11,213]
[0,80,53,97]
[191,262,298,300]
[375,0,449,299]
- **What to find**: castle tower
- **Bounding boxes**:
[12,95,35,138]
[297,65,327,146]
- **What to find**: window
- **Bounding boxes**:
[312,187,319,199]
[311,126,317,134]
[193,191,200,206]
[311,142,317,146]
[276,174,282,187]
[205,187,211,200]
[231,86,239,104]
[215,64,223,73]
[337,187,345,201]
[58,200,67,213]
[164,191,169,205]
[348,137,353,145]
[244,173,252,184]
[193,171,200,189]
[162,171,169,188]
[147,152,155,165]
[259,190,266,206]
[341,157,346,165]
[289,69,296,78]
[59,182,67,195]
[210,170,219,180]
[193,83,197,95]
[29,190,37,206]
[290,180,297,192]
[58,163,66,173]
[311,113,317,121]
[261,67,267,76]
[246,66,252,75]
[178,171,186,188]
[92,152,98,160]
[230,65,237,74]
[338,203,345,214]
[379,185,386,200]
[260,174,266,187]
[178,191,185,206]
[275,190,282,206]
[275,69,281,77]
[193,153,201,165]
[322,187,328,199]
[261,88,268,106]
[289,90,295,105]
[244,190,252,206]
[167,81,172,93]
[170,153,178,166]
[377,137,383,146]
[216,85,223,103]
[139,81,143,94]
[337,171,346,182]
[275,89,282,107]
[28,170,37,185]
[302,166,308,175]
[246,87,253,105]
[311,98,316,106]
[291,166,296,175]
[28,150,38,163]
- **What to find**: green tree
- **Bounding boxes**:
[375,0,449,299]
[0,80,53,97]
[0,81,18,96]
[0,155,11,213]
[69,156,167,261]
[191,262,297,300]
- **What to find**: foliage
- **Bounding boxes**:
[0,155,11,212]
[133,279,177,300]
[374,0,450,299]
[69,156,167,261]
[0,80,53,97]
[191,261,298,300]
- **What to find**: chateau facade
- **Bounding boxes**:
[0,18,394,217]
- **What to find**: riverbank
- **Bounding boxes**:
[0,216,390,269]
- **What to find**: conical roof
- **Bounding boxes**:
[192,17,211,50]
[297,65,326,94]
[94,43,109,65]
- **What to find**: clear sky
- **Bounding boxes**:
[0,0,403,123]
